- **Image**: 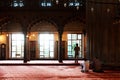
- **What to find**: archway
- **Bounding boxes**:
[28,20,58,59]
[63,20,86,59]
[3,21,24,59]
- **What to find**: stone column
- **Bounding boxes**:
[58,28,63,63]
[21,17,29,63]
[23,31,28,63]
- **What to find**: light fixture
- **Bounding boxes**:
[107,8,110,13]
[26,35,29,38]
[56,0,59,4]
[91,7,94,12]
[76,6,79,10]
[64,3,67,7]
[6,34,9,37]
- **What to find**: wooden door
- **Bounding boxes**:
[30,41,36,59]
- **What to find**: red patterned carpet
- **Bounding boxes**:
[0,65,120,80]
[0,60,119,80]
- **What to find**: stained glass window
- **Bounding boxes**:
[40,0,52,7]
[11,0,24,7]
[68,0,83,7]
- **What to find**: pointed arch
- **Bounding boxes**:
[28,18,58,32]
[64,21,85,32]
[0,16,23,32]
[64,15,86,33]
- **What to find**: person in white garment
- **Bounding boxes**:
[81,59,90,72]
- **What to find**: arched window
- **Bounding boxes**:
[11,0,24,7]
[40,0,52,7]
[68,0,83,7]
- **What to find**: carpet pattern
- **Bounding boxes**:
[0,66,120,80]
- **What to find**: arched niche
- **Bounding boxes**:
[29,20,58,59]
[64,21,85,33]
[4,22,23,32]
[30,21,57,32]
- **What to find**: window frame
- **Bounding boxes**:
[11,33,24,58]
[67,33,83,59]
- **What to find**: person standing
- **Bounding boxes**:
[74,43,80,63]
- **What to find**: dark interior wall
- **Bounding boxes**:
[0,10,83,33]
[86,0,120,66]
